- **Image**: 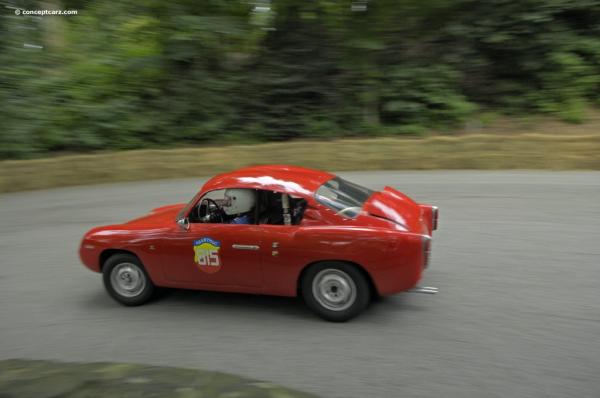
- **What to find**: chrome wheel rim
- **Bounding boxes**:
[312,269,357,311]
[110,263,146,298]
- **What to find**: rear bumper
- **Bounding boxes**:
[422,235,432,269]
[419,204,439,234]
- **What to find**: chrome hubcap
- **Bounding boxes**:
[110,263,146,298]
[312,269,357,311]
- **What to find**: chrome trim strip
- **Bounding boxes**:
[232,244,260,251]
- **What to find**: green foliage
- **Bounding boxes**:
[1,0,599,158]
[380,65,477,128]
[441,0,600,119]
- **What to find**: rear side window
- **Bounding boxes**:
[315,177,374,218]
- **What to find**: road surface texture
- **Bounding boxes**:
[1,171,599,398]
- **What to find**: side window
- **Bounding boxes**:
[257,190,307,225]
[190,188,257,225]
[314,177,373,219]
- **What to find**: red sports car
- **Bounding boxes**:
[79,165,438,321]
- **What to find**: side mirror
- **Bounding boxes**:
[177,217,190,231]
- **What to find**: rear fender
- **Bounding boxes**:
[291,227,424,296]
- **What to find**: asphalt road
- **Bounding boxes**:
[1,171,599,398]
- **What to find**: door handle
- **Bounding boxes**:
[232,244,260,251]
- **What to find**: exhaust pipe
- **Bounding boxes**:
[408,286,439,294]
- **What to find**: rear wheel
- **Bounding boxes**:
[102,253,155,306]
[301,262,370,322]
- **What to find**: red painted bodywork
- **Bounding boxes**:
[79,165,438,297]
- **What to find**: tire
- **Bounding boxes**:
[102,253,155,306]
[301,261,371,322]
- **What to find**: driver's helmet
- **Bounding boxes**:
[223,189,255,215]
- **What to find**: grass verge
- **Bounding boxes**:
[1,133,599,193]
[0,359,318,398]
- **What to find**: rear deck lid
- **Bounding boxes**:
[363,187,422,232]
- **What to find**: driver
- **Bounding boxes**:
[222,189,255,224]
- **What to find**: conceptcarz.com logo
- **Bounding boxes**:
[14,8,78,16]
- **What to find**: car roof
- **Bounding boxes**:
[201,165,335,197]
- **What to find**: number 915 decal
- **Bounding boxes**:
[193,237,222,273]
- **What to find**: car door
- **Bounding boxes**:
[163,222,263,288]
[258,224,311,296]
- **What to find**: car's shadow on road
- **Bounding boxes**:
[83,287,315,320]
[159,288,312,317]
[84,287,426,324]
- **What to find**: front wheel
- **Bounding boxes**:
[102,253,155,306]
[301,262,370,322]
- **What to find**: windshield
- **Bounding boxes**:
[177,189,204,221]
[315,177,374,218]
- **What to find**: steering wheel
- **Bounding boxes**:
[335,206,362,218]
[199,198,225,223]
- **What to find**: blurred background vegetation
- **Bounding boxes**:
[1,0,600,160]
